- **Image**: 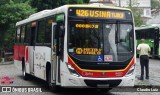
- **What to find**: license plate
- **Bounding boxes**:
[97,84,109,88]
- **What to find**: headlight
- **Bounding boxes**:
[125,65,135,76]
[66,62,80,77]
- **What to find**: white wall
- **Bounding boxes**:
[116,0,151,7]
[147,10,160,24]
[116,0,151,23]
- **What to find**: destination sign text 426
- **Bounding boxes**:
[76,9,125,19]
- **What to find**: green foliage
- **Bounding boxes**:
[30,0,55,11]
[127,1,143,27]
[129,7,143,27]
[151,0,160,9]
[0,0,10,5]
[83,0,90,3]
[0,0,35,50]
[0,2,35,23]
[12,0,29,3]
[30,0,86,11]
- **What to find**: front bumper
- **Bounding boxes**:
[60,72,135,88]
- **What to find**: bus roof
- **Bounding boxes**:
[135,25,159,31]
[66,4,131,11]
[16,4,131,26]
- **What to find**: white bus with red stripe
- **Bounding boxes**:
[14,4,136,90]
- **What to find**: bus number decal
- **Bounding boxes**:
[75,24,99,29]
[76,10,89,17]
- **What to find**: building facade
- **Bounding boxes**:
[89,0,151,24]
[116,0,151,24]
[147,9,160,25]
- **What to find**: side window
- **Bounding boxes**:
[25,24,30,44]
[37,20,45,44]
[20,25,25,44]
[16,27,21,44]
[45,18,52,43]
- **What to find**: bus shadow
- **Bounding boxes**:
[55,88,113,95]
[17,75,114,95]
[17,75,118,95]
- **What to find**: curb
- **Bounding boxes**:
[0,61,13,65]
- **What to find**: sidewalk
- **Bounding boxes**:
[0,58,13,65]
[134,58,160,86]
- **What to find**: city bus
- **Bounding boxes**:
[135,25,160,58]
[14,4,136,91]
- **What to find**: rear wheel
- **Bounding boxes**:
[22,60,29,80]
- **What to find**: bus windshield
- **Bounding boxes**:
[68,20,134,62]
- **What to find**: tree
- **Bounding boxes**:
[127,0,143,27]
[0,0,35,50]
[151,0,160,9]
[0,0,10,5]
[83,0,90,3]
[30,0,86,11]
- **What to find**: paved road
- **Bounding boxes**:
[0,58,160,95]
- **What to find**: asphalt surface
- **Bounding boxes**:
[0,58,160,95]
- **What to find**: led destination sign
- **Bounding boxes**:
[69,8,132,20]
[76,9,124,19]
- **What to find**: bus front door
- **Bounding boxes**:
[29,26,36,75]
[51,23,57,84]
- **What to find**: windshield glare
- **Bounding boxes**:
[68,21,134,62]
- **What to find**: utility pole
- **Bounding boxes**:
[129,0,132,6]
[119,0,121,7]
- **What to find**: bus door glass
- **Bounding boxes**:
[56,20,65,83]
[29,22,37,74]
[51,22,57,81]
[51,13,65,83]
[30,22,36,46]
[154,28,159,55]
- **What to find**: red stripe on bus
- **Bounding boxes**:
[14,45,25,61]
[25,47,28,63]
[68,56,134,78]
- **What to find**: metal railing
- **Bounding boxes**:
[0,49,13,63]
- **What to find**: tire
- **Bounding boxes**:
[136,54,139,58]
[47,68,59,92]
[22,61,30,80]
